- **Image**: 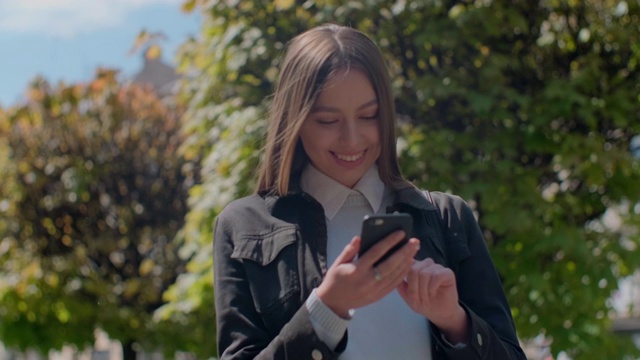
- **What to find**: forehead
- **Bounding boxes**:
[313,68,377,107]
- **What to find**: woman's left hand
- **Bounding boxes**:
[397,258,470,344]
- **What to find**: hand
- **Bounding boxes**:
[397,258,469,344]
[316,231,420,318]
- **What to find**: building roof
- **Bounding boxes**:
[131,54,179,97]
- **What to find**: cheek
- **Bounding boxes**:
[302,127,333,149]
[299,132,324,160]
[369,128,382,158]
[368,126,382,147]
[298,126,314,149]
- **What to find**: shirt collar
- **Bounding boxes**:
[300,164,385,220]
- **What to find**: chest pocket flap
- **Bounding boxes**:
[229,226,300,318]
[231,226,298,265]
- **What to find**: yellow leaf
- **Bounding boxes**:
[23,260,42,279]
[181,0,196,13]
[123,279,141,300]
[139,258,155,276]
[129,317,141,329]
[129,30,149,55]
[45,273,60,288]
[146,45,162,60]
[448,4,465,19]
[274,0,294,10]
[54,302,70,323]
[61,235,72,247]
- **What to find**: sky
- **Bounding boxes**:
[0,0,201,107]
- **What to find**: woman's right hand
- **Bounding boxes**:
[316,231,420,318]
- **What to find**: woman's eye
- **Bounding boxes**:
[361,113,378,120]
[317,119,338,125]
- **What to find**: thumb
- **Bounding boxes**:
[333,236,360,265]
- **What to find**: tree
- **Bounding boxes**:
[169,0,640,358]
[0,69,196,359]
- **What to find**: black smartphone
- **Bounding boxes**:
[358,213,413,264]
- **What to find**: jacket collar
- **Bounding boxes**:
[263,183,437,215]
[393,186,438,211]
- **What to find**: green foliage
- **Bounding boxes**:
[171,0,640,358]
[0,70,196,356]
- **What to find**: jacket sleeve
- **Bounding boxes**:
[429,193,527,360]
[214,212,346,360]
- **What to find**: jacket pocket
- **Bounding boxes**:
[231,226,301,318]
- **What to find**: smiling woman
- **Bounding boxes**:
[213,23,526,360]
[299,69,381,188]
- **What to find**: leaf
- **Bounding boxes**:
[181,0,197,13]
[274,0,294,10]
[139,259,155,276]
[145,45,162,60]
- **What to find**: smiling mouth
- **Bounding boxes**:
[333,151,366,162]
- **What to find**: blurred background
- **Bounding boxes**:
[0,0,639,359]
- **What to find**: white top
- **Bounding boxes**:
[302,164,432,360]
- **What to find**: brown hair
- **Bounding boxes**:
[256,24,412,196]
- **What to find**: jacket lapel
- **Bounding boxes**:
[393,187,448,266]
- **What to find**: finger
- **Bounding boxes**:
[389,255,417,289]
[409,238,421,253]
[396,261,424,311]
[375,263,409,294]
[428,267,456,298]
[385,241,419,281]
[358,230,406,267]
[418,265,433,304]
[417,257,435,268]
[379,269,413,299]
[333,236,361,266]
[373,244,424,298]
[370,253,415,296]
[375,238,419,278]
[405,256,433,285]
[405,261,423,299]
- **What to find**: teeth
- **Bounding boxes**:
[335,152,364,162]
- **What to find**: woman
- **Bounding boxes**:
[214,23,526,360]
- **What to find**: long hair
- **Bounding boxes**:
[256,24,412,196]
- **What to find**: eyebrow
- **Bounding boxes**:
[310,99,378,113]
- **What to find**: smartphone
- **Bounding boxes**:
[358,213,413,265]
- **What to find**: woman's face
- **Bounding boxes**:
[299,68,381,188]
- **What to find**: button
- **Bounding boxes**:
[311,349,323,360]
[477,333,483,346]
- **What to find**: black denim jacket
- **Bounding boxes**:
[214,186,526,360]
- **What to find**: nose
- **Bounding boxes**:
[339,118,360,147]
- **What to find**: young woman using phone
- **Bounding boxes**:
[213,23,526,360]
